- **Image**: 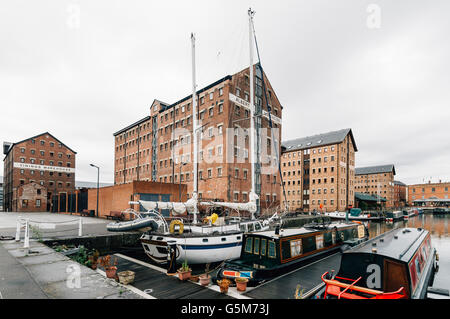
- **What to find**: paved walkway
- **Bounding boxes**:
[0,212,115,239]
[0,239,143,299]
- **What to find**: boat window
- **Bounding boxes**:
[240,224,247,232]
[268,241,276,258]
[202,239,209,242]
[261,239,267,256]
[248,223,254,232]
[221,238,227,242]
[254,238,260,255]
[156,237,163,240]
[255,223,262,231]
[290,239,302,257]
[236,236,241,240]
[244,237,253,253]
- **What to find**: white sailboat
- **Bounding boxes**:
[130,9,279,265]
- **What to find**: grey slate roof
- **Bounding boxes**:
[355,164,396,176]
[75,181,113,189]
[281,128,357,152]
[394,180,406,186]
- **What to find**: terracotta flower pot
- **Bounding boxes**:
[235,278,249,292]
[105,266,117,278]
[178,269,192,281]
[199,274,211,286]
[217,279,231,294]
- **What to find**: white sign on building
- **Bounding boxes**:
[14,162,75,174]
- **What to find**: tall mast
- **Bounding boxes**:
[248,8,256,218]
[191,33,199,223]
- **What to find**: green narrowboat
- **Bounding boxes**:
[216,221,368,286]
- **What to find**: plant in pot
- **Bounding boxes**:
[217,278,231,294]
[178,260,191,281]
[199,263,211,286]
[98,255,118,279]
[235,277,249,292]
[87,250,100,270]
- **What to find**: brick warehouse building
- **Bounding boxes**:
[408,181,450,207]
[113,64,283,216]
[355,164,396,209]
[280,128,357,213]
[3,132,76,212]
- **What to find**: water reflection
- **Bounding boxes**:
[366,214,450,291]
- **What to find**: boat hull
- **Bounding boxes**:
[140,232,243,264]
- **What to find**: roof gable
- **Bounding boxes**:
[282,128,357,152]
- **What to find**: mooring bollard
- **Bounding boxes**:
[78,217,82,237]
[15,216,22,241]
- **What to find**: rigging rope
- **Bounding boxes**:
[250,15,289,217]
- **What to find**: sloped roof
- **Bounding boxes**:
[3,132,77,158]
[355,164,396,176]
[355,192,386,202]
[394,180,406,186]
[282,128,357,152]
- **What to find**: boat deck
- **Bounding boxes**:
[243,253,342,299]
[102,254,236,299]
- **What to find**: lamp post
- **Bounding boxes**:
[179,162,187,201]
[90,164,99,217]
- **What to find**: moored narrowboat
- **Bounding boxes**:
[317,227,438,299]
[215,221,368,286]
[385,210,403,222]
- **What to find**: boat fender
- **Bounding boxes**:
[169,220,184,234]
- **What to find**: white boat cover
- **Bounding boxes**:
[200,191,259,214]
[138,193,198,215]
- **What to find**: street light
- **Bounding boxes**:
[90,164,99,217]
[179,162,187,201]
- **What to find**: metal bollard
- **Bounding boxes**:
[15,216,22,241]
[78,217,82,237]
[24,219,30,249]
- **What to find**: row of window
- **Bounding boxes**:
[18,157,72,167]
[29,139,64,148]
[244,237,277,258]
[20,170,71,177]
[19,179,71,187]
[20,148,71,158]
[412,187,448,193]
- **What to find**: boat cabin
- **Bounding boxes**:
[321,228,437,299]
[219,222,366,284]
[386,211,403,221]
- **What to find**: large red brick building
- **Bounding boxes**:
[113,64,283,216]
[3,132,76,212]
[355,164,396,209]
[281,128,357,213]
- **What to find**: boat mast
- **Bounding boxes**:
[191,33,199,223]
[248,8,256,220]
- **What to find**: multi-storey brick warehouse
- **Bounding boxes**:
[408,181,450,206]
[281,128,357,213]
[3,132,76,212]
[355,164,396,209]
[113,64,282,215]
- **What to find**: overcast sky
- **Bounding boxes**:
[1,0,449,185]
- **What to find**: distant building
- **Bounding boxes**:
[0,176,3,211]
[75,181,113,189]
[281,128,357,212]
[355,164,396,208]
[3,132,76,212]
[408,181,450,207]
[394,180,407,208]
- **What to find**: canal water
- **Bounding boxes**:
[366,213,450,291]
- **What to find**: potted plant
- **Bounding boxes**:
[217,278,231,294]
[235,277,249,292]
[98,255,118,279]
[199,263,211,286]
[177,260,191,281]
[88,250,99,270]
